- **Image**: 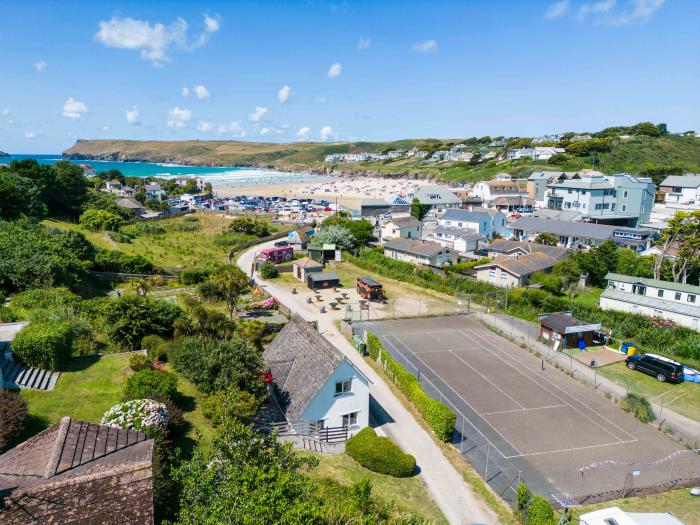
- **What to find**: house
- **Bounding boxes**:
[307,272,340,290]
[116,198,146,218]
[474,252,559,287]
[0,417,154,524]
[389,195,411,214]
[426,227,483,254]
[472,180,522,202]
[600,273,700,331]
[288,229,314,250]
[579,506,686,525]
[360,199,392,218]
[175,176,206,191]
[545,172,656,226]
[510,217,656,251]
[383,238,457,267]
[143,182,166,201]
[439,208,507,238]
[658,175,700,210]
[105,180,122,193]
[380,216,421,242]
[507,148,534,161]
[532,146,566,160]
[538,312,601,349]
[527,171,578,204]
[491,196,535,212]
[264,315,371,430]
[413,185,462,216]
[292,257,324,282]
[484,239,568,260]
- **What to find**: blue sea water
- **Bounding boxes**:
[2,154,327,188]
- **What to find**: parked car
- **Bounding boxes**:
[274,240,289,247]
[625,353,684,383]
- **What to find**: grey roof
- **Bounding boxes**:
[511,217,651,242]
[144,182,162,191]
[263,315,345,420]
[475,252,558,277]
[539,313,598,333]
[604,273,700,295]
[115,198,145,209]
[486,239,568,259]
[388,216,421,228]
[492,196,535,206]
[361,199,391,207]
[659,175,700,188]
[0,416,151,491]
[532,208,584,221]
[601,288,700,318]
[307,272,339,282]
[414,185,462,205]
[442,208,492,223]
[433,226,483,240]
[527,171,577,181]
[384,238,446,257]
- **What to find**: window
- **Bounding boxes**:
[675,292,682,301]
[316,419,326,430]
[622,204,627,211]
[658,289,664,298]
[335,379,352,395]
[689,295,697,303]
[342,412,358,427]
[623,190,628,198]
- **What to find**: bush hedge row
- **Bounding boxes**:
[11,320,74,370]
[123,368,178,402]
[345,427,416,477]
[366,333,455,442]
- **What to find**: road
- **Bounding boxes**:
[237,240,500,525]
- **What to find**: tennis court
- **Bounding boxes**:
[357,315,700,503]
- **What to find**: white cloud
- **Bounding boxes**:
[277,85,291,103]
[412,40,437,53]
[24,130,42,139]
[217,121,245,137]
[167,106,192,128]
[544,0,569,19]
[181,87,190,96]
[357,38,371,50]
[194,84,210,99]
[327,63,342,78]
[260,126,284,136]
[197,120,213,132]
[296,127,310,138]
[34,60,47,72]
[62,97,88,119]
[577,0,616,21]
[313,97,327,104]
[1,108,9,116]
[260,127,271,136]
[320,126,336,141]
[248,106,268,122]
[125,106,141,125]
[95,13,221,66]
[606,0,666,25]
[101,125,111,131]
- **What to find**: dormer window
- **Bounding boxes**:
[335,379,352,395]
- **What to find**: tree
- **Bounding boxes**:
[229,217,271,237]
[258,260,278,279]
[410,198,430,221]
[172,422,323,525]
[79,209,124,231]
[657,123,669,135]
[630,121,661,137]
[654,210,700,283]
[101,295,182,350]
[174,296,236,338]
[321,216,374,246]
[210,266,250,319]
[309,225,358,252]
[616,248,653,278]
[534,232,559,246]
[0,172,45,219]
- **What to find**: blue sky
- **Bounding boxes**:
[1,0,698,153]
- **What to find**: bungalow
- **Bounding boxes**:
[474,252,559,287]
[292,257,324,282]
[0,417,155,524]
[600,273,700,331]
[658,174,700,210]
[116,198,146,218]
[413,185,462,216]
[484,239,568,260]
[380,216,421,242]
[438,208,507,238]
[144,182,166,201]
[264,315,371,431]
[426,227,483,254]
[383,238,457,267]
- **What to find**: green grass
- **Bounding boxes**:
[301,452,449,525]
[572,287,604,307]
[567,487,700,525]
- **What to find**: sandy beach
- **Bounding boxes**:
[215,175,432,211]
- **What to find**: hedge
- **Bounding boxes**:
[94,249,153,274]
[11,321,74,371]
[366,333,456,442]
[123,368,178,402]
[345,428,416,477]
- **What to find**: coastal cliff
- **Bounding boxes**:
[0,150,9,157]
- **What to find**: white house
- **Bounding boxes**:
[439,208,507,238]
[426,227,482,254]
[474,252,559,287]
[383,238,457,267]
[144,182,166,201]
[532,146,566,160]
[413,185,462,216]
[658,175,700,210]
[105,180,122,193]
[380,216,421,242]
[472,180,522,202]
[579,506,686,525]
[263,315,371,431]
[600,273,700,331]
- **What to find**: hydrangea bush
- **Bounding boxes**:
[245,297,277,310]
[101,399,168,434]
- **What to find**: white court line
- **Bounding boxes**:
[480,404,568,416]
[447,350,526,410]
[381,334,524,459]
[504,439,639,459]
[463,329,638,444]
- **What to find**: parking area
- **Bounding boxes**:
[357,315,700,503]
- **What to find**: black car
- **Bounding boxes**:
[274,240,289,247]
[625,353,684,383]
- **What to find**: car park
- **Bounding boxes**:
[625,353,684,383]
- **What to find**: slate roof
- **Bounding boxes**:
[486,239,568,259]
[527,171,577,181]
[388,216,421,228]
[384,238,446,257]
[414,185,462,206]
[510,217,652,242]
[442,208,493,223]
[659,175,700,188]
[432,226,483,240]
[539,313,596,333]
[361,199,391,207]
[475,252,558,277]
[0,417,151,492]
[307,272,339,282]
[604,273,700,295]
[293,257,323,269]
[263,315,345,421]
[601,288,700,318]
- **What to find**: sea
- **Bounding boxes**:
[2,154,328,188]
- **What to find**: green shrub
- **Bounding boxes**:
[79,209,124,231]
[621,393,655,423]
[137,222,166,235]
[8,287,81,317]
[94,249,153,274]
[11,321,74,370]
[345,428,416,477]
[180,268,211,285]
[202,388,261,426]
[123,368,178,401]
[129,353,152,371]
[102,295,181,351]
[527,494,556,525]
[259,260,279,279]
[142,335,169,362]
[0,390,27,452]
[229,216,271,237]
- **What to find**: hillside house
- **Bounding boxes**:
[144,182,166,201]
[116,198,146,218]
[658,175,700,210]
[413,185,462,216]
[0,417,154,524]
[600,273,700,330]
[439,208,506,238]
[472,180,522,202]
[527,171,578,205]
[380,216,421,242]
[263,315,371,431]
[474,252,559,287]
[383,238,457,267]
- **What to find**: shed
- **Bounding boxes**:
[538,312,601,349]
[307,272,340,290]
[293,257,324,282]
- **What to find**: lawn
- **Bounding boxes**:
[566,487,700,525]
[572,287,604,307]
[302,452,449,525]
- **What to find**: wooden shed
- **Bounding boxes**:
[538,312,601,350]
[307,272,340,290]
[293,257,324,283]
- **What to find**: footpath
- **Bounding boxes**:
[477,312,700,446]
[238,240,500,525]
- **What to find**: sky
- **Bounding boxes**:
[0,0,699,153]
